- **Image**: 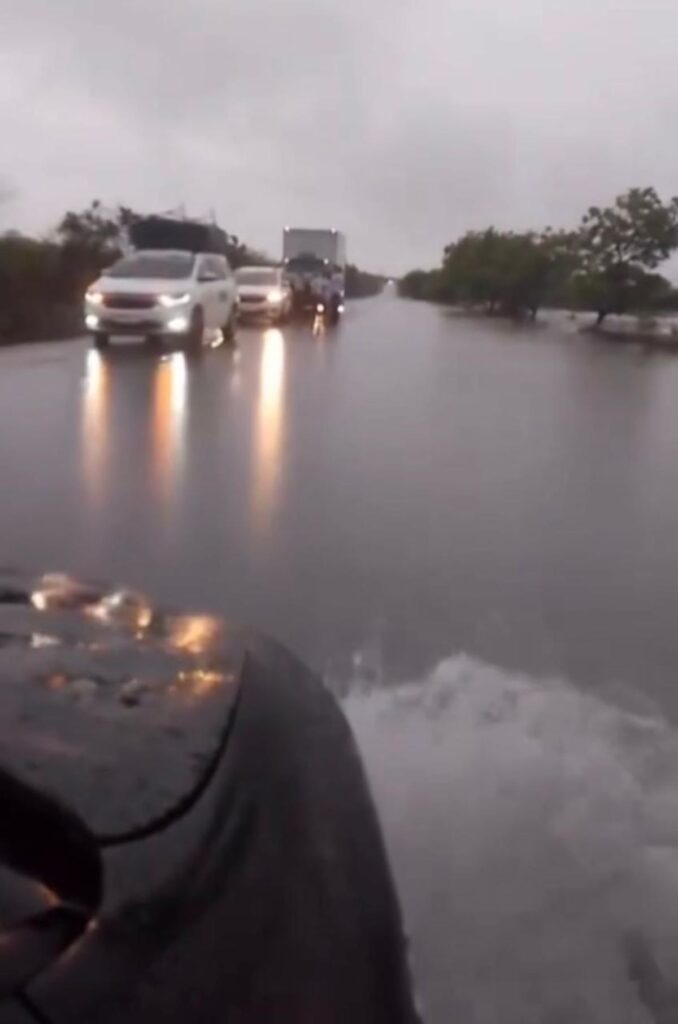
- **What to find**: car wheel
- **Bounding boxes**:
[185,308,204,353]
[222,306,237,345]
[92,332,109,349]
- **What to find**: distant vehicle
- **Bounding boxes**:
[236,266,292,324]
[283,228,347,322]
[84,217,238,351]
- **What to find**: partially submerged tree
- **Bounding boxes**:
[440,228,577,319]
[576,187,678,325]
[399,268,450,302]
[345,265,385,299]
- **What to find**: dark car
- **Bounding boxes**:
[0,574,420,1024]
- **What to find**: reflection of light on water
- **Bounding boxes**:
[176,669,225,697]
[167,615,221,655]
[152,353,188,505]
[31,573,97,612]
[82,349,109,507]
[313,314,325,338]
[253,328,286,534]
[88,589,154,632]
[169,352,187,414]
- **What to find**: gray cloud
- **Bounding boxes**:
[2,0,678,272]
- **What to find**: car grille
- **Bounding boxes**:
[103,294,157,310]
[100,319,159,332]
[239,294,266,304]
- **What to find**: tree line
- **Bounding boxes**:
[399,188,678,326]
[345,264,385,299]
[0,200,382,342]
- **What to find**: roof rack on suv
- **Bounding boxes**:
[129,216,229,256]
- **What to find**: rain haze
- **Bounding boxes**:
[6,3,678,1023]
[2,0,678,272]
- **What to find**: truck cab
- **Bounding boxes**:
[283,229,346,322]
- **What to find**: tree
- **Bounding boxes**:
[345,265,385,299]
[442,229,505,311]
[0,235,63,337]
[576,187,678,324]
[399,269,445,301]
[439,228,577,319]
[56,200,126,260]
[223,234,269,269]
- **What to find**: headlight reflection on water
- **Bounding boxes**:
[253,328,286,537]
[82,348,189,520]
[166,615,221,655]
[151,352,188,508]
[82,349,109,508]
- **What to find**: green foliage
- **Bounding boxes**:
[345,265,385,299]
[401,187,678,326]
[574,188,678,323]
[398,269,434,300]
[569,266,672,322]
[398,268,450,302]
[56,200,127,259]
[0,234,75,337]
[405,229,577,318]
[580,188,678,272]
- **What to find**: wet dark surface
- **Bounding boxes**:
[0,575,419,1024]
[6,299,678,1021]
[2,296,678,708]
[0,574,241,837]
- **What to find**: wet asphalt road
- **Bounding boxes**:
[7,294,678,1021]
[2,293,678,706]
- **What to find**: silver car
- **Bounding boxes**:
[236,266,292,324]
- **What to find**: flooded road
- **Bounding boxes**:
[5,296,678,700]
[4,295,678,1020]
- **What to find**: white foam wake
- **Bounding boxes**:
[343,655,678,1024]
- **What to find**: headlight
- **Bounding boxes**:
[86,291,104,305]
[159,293,191,308]
[167,316,190,333]
[267,289,284,304]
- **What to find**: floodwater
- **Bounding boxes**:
[3,294,678,1020]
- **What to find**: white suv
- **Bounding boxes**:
[84,250,238,350]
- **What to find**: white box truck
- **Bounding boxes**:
[283,228,347,321]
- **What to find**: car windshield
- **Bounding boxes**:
[286,256,325,274]
[106,254,195,279]
[236,269,279,285]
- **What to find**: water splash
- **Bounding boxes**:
[343,655,678,1024]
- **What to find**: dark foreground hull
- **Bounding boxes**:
[0,575,419,1023]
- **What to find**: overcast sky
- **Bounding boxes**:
[2,0,678,273]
